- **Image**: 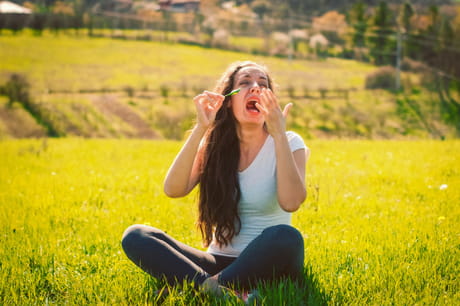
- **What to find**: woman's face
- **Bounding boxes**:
[230,65,269,126]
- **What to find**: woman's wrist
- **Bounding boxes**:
[270,129,287,142]
[193,123,209,136]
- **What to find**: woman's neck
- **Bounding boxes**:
[237,124,268,152]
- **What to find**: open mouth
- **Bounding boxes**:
[246,100,260,113]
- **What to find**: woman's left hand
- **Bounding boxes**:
[256,88,292,137]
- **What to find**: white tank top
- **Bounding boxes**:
[207,131,306,257]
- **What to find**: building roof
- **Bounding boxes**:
[0,1,32,14]
[159,0,200,4]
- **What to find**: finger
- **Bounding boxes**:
[204,91,224,104]
[193,94,210,116]
[195,102,208,123]
[213,97,224,111]
[283,103,293,118]
[205,98,222,113]
[204,90,224,99]
[193,94,207,108]
[193,93,206,102]
[261,88,279,109]
[259,90,271,109]
[203,93,213,105]
[208,102,222,122]
[255,102,268,115]
[203,92,224,110]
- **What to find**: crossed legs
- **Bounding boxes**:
[121,224,304,290]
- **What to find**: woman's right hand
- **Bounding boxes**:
[193,91,224,129]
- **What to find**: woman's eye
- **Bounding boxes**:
[259,83,268,88]
[239,81,249,86]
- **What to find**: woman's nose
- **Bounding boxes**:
[249,83,261,94]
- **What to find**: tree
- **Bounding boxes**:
[417,6,441,69]
[435,16,460,131]
[4,74,30,108]
[251,0,271,21]
[161,10,173,41]
[313,10,348,45]
[72,0,85,35]
[349,1,368,48]
[251,0,272,52]
[399,1,413,33]
[30,13,47,36]
[406,5,460,133]
[398,2,417,58]
[369,1,395,65]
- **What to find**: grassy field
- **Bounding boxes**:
[0,30,373,93]
[1,31,457,140]
[0,138,459,304]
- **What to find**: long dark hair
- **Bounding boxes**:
[197,61,274,247]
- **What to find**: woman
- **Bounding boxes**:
[122,61,310,296]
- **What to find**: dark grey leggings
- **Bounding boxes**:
[121,224,304,289]
[122,224,304,288]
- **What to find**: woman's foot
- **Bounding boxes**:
[201,276,261,304]
[201,276,230,296]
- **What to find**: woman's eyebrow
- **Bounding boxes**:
[238,74,267,80]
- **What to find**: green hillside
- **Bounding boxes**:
[0,31,456,139]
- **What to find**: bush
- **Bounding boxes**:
[420,72,438,91]
[160,84,170,98]
[123,86,135,98]
[153,107,194,140]
[365,66,397,90]
[4,73,30,107]
[2,73,61,136]
[400,58,426,73]
[286,85,295,98]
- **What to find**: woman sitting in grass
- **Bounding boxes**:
[121,60,310,300]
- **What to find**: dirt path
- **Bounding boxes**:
[92,94,159,139]
[0,104,47,138]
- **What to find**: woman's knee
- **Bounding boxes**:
[121,224,143,255]
[263,224,304,253]
[121,224,163,256]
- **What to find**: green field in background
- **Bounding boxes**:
[0,31,374,93]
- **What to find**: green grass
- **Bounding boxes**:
[0,30,375,93]
[229,35,265,53]
[2,31,457,140]
[1,138,459,304]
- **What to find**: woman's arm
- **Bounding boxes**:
[163,91,224,198]
[163,125,206,197]
[257,88,309,211]
[272,136,309,211]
